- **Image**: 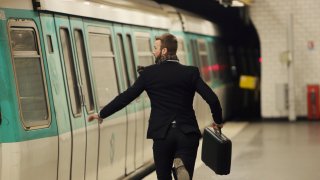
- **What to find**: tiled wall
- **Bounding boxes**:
[250,0,320,118]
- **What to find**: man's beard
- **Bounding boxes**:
[155,54,179,64]
[155,51,163,64]
[155,55,163,64]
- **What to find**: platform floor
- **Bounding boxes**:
[144,120,320,180]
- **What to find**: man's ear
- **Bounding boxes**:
[161,48,167,55]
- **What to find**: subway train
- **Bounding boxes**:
[0,0,258,179]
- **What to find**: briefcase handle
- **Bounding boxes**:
[213,127,222,135]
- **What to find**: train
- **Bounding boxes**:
[0,0,259,179]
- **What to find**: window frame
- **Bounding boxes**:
[73,28,95,114]
[197,39,211,82]
[116,33,130,89]
[134,32,154,67]
[7,19,51,129]
[59,27,82,117]
[87,26,121,109]
[176,37,187,65]
[126,34,137,85]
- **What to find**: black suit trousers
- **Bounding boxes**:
[152,125,200,180]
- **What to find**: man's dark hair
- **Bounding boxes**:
[155,33,178,55]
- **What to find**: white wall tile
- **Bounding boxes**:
[250,0,320,118]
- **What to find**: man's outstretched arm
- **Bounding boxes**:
[87,74,145,122]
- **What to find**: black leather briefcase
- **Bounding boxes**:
[201,127,232,175]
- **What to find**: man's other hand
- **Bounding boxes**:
[212,122,223,129]
[87,113,103,124]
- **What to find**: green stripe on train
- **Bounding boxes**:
[0,8,58,143]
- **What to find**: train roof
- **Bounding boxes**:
[0,0,171,29]
[0,0,219,36]
[161,4,220,36]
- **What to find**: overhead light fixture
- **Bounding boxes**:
[232,1,244,7]
[218,0,232,7]
[239,0,253,5]
[217,0,251,7]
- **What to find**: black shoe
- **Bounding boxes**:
[173,158,190,180]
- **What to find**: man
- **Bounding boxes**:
[87,33,223,180]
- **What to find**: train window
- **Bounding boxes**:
[126,34,137,85]
[135,34,153,67]
[197,40,211,82]
[190,39,199,67]
[88,31,119,109]
[198,41,206,51]
[138,56,153,67]
[60,28,82,116]
[136,37,151,52]
[11,30,37,51]
[46,35,54,53]
[176,38,187,65]
[74,30,94,113]
[117,34,130,89]
[8,21,50,128]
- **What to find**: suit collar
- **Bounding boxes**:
[163,60,179,63]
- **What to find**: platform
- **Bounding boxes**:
[144,120,320,180]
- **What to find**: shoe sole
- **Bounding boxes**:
[173,158,190,180]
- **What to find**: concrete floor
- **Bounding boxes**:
[193,121,320,180]
[144,121,320,180]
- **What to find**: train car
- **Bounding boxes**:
[0,0,237,179]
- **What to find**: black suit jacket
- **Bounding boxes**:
[99,61,222,139]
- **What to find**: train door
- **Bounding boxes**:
[42,15,93,180]
[197,38,212,85]
[208,38,220,82]
[131,29,154,167]
[113,24,138,174]
[198,37,216,128]
[69,17,98,180]
[84,22,127,179]
[186,35,210,129]
[39,13,74,180]
[54,15,88,180]
[188,36,201,67]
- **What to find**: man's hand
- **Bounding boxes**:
[212,122,223,129]
[87,113,103,124]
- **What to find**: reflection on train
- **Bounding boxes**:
[0,0,259,179]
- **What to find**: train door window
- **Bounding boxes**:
[197,40,211,82]
[190,39,199,67]
[60,28,82,116]
[8,20,50,128]
[210,40,219,79]
[177,38,187,65]
[126,34,137,86]
[117,34,130,89]
[135,32,153,67]
[46,35,54,53]
[88,27,119,109]
[74,29,94,113]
